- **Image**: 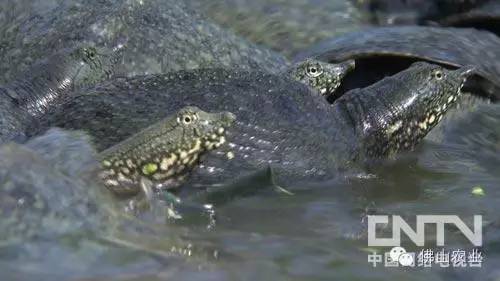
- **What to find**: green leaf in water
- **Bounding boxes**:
[471,186,485,197]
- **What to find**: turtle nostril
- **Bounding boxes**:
[221,112,236,124]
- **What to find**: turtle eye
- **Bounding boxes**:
[84,47,97,60]
[433,70,444,80]
[180,113,197,125]
[306,64,323,78]
[183,115,192,124]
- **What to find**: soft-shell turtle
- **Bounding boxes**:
[0,0,288,84]
[296,26,500,101]
[0,45,120,143]
[35,62,473,188]
[98,106,235,197]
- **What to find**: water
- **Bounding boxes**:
[1,1,500,280]
[1,104,498,280]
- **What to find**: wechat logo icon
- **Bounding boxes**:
[398,253,415,266]
[389,246,415,267]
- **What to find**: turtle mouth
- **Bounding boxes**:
[203,123,232,150]
[422,66,476,128]
[325,79,347,102]
[197,111,235,151]
[456,66,476,95]
[319,80,340,98]
[322,59,355,100]
[327,81,341,98]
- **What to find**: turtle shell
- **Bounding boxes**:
[351,0,489,25]
[0,0,287,84]
[295,26,500,101]
[440,1,500,36]
[186,0,364,57]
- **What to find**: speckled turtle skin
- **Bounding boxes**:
[0,0,288,84]
[440,1,500,36]
[98,106,235,196]
[0,45,120,143]
[36,62,472,187]
[296,26,500,100]
[285,59,355,99]
[3,45,120,116]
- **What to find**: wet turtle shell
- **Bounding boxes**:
[439,1,500,36]
[295,26,500,101]
[0,44,121,143]
[352,0,489,25]
[0,0,287,84]
[185,0,364,57]
[32,63,472,187]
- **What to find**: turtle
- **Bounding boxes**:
[0,44,121,143]
[439,0,500,36]
[285,59,356,99]
[0,63,473,279]
[0,56,351,145]
[0,127,228,279]
[98,106,235,199]
[185,0,364,57]
[2,106,236,239]
[0,0,288,84]
[295,26,500,102]
[34,62,473,188]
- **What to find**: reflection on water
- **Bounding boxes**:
[0,0,499,280]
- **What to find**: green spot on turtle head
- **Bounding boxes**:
[142,163,158,175]
[471,186,485,197]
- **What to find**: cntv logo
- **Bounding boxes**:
[368,215,483,247]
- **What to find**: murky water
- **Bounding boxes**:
[1,1,499,280]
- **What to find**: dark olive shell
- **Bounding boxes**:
[0,0,287,84]
[352,0,489,25]
[440,1,500,36]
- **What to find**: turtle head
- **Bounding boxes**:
[7,44,124,117]
[287,59,355,99]
[339,61,474,158]
[98,106,235,195]
[174,106,236,151]
[374,62,474,156]
[399,62,474,134]
[67,44,124,88]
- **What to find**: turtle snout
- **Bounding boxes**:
[343,59,356,71]
[449,65,475,95]
[458,66,476,78]
[455,65,476,85]
[331,59,355,75]
[220,111,236,126]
